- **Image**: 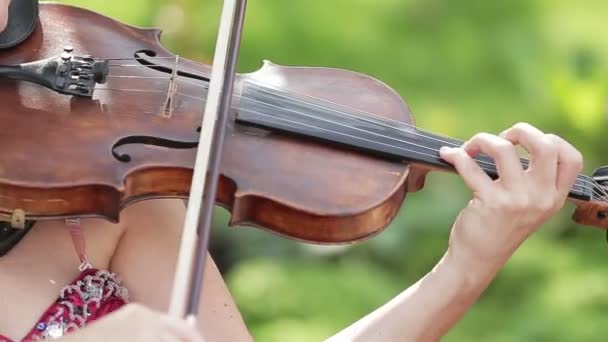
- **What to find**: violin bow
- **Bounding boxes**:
[168,0,248,322]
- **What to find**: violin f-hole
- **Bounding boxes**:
[111,134,199,162]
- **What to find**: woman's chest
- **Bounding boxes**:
[0,219,123,340]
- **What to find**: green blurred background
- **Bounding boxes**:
[57,0,608,340]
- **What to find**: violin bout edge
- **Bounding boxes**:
[0,164,412,244]
[227,174,409,244]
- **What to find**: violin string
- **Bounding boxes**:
[242,79,608,199]
[104,63,518,150]
[96,88,166,93]
[65,54,608,193]
[91,57,608,168]
[100,57,181,61]
[109,63,183,67]
[107,65,465,147]
[105,58,467,144]
[90,86,604,199]
[97,63,606,197]
[231,108,608,200]
[106,68,210,89]
[107,75,173,79]
[103,62,594,175]
[91,82,604,197]
[98,59,608,194]
[104,62,570,153]
[243,79,608,199]
[88,93,603,200]
[108,59,592,186]
[2,52,602,198]
[235,95,604,199]
[94,88,603,199]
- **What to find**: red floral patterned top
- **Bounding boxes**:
[0,220,129,341]
[0,267,129,342]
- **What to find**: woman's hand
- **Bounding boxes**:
[440,123,583,273]
[61,303,204,342]
[0,0,10,32]
[326,123,583,342]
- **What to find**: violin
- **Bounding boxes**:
[1,2,608,247]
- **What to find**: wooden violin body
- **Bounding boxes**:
[0,3,418,243]
[3,4,608,244]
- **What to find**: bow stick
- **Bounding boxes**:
[169,0,248,322]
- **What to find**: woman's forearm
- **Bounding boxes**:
[327,247,506,342]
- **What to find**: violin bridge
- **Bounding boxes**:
[162,55,180,118]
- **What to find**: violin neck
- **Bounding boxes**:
[395,130,593,202]
[235,83,593,202]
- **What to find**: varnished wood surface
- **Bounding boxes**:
[0,3,414,243]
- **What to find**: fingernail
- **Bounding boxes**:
[439,146,452,154]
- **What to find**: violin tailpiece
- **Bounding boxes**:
[0,46,109,98]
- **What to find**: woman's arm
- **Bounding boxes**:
[327,123,583,341]
[327,249,501,342]
[108,199,253,342]
[104,122,580,342]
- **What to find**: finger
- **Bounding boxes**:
[462,133,523,186]
[159,331,177,342]
[499,123,558,184]
[164,317,205,342]
[548,134,583,197]
[440,146,494,194]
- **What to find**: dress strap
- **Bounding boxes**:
[65,218,92,271]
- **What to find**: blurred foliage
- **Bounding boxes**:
[57,0,608,340]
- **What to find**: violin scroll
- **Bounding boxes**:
[572,166,608,230]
